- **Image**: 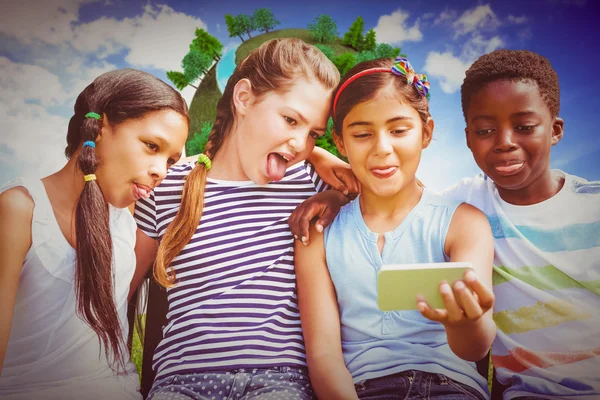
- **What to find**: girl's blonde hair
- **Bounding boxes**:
[155,38,340,287]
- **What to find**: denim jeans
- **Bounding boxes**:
[148,366,314,400]
[354,370,487,400]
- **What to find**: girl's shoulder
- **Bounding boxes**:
[0,178,37,220]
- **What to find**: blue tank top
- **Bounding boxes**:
[324,188,489,398]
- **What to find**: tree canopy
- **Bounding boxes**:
[308,14,339,44]
[252,8,279,33]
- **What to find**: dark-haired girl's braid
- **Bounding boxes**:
[74,111,126,372]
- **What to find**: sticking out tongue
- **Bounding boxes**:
[267,153,287,181]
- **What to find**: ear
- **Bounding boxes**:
[94,113,111,144]
[464,126,471,150]
[232,78,254,117]
[422,117,434,149]
[551,117,564,146]
[332,130,347,157]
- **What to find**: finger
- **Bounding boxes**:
[417,301,448,322]
[298,214,312,245]
[345,173,360,195]
[315,206,338,233]
[454,280,483,320]
[463,270,495,311]
[288,208,300,239]
[440,282,464,323]
[331,170,349,195]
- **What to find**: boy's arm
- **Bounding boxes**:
[307,146,359,195]
[0,189,33,373]
[295,225,359,400]
[289,190,350,245]
[419,203,496,361]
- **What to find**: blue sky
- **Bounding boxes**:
[1,0,598,190]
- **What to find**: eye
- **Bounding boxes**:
[475,129,495,136]
[145,142,158,151]
[284,116,297,126]
[391,129,407,135]
[516,125,536,132]
[309,131,320,140]
[353,133,371,139]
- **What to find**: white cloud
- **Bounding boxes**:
[71,4,207,71]
[0,57,67,106]
[373,9,423,45]
[461,34,504,61]
[434,9,457,25]
[424,33,503,95]
[453,5,501,37]
[0,0,94,45]
[423,52,472,94]
[507,15,529,24]
[0,58,70,181]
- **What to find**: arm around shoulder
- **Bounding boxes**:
[0,188,34,373]
[294,225,359,400]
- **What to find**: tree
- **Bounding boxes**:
[182,50,213,86]
[375,43,401,59]
[355,50,377,64]
[235,14,255,39]
[334,52,356,76]
[363,28,377,52]
[186,122,213,156]
[225,14,244,42]
[315,118,342,159]
[314,44,336,64]
[343,16,364,51]
[190,28,223,61]
[308,15,338,44]
[252,8,279,33]
[166,71,196,90]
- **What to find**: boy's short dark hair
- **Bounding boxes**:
[461,49,560,121]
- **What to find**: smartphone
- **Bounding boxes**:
[377,262,471,311]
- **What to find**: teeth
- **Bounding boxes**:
[281,155,289,162]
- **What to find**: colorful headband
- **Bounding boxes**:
[84,174,97,182]
[85,112,101,120]
[333,56,430,117]
[196,153,212,171]
[83,141,96,148]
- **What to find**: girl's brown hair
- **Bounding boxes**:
[65,68,189,370]
[154,38,339,288]
[331,58,431,138]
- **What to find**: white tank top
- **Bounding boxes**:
[0,178,141,400]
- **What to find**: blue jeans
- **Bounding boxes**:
[148,366,314,400]
[354,370,487,400]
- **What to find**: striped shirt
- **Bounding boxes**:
[442,171,600,399]
[134,161,328,381]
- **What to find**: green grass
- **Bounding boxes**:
[235,28,354,64]
[130,314,145,379]
[187,66,220,143]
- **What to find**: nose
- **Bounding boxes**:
[149,158,168,182]
[373,132,393,157]
[494,128,518,153]
[288,130,309,155]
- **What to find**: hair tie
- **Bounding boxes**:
[196,153,212,171]
[333,56,430,117]
[83,141,96,148]
[85,112,101,120]
[84,174,97,182]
